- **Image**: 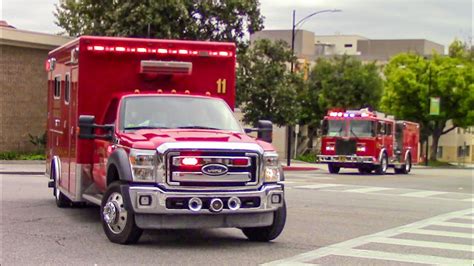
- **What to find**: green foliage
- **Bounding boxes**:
[237,39,303,126]
[54,0,264,49]
[0,152,46,160]
[295,152,317,163]
[302,55,384,126]
[381,39,474,159]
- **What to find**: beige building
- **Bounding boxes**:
[433,121,474,164]
[0,21,71,152]
[315,34,368,56]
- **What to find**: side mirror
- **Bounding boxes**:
[78,115,114,140]
[256,120,273,143]
[78,115,96,139]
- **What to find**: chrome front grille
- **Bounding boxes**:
[166,151,259,187]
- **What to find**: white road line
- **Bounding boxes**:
[371,237,474,252]
[404,228,474,239]
[295,184,344,189]
[261,208,474,265]
[331,248,474,265]
[401,191,448,198]
[433,221,473,229]
[457,216,474,221]
[344,187,392,193]
[462,198,474,202]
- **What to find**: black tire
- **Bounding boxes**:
[374,152,388,175]
[328,163,340,174]
[101,182,143,244]
[52,165,71,208]
[358,167,372,174]
[242,201,286,242]
[401,154,412,174]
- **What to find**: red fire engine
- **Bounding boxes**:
[317,108,420,174]
[45,36,285,244]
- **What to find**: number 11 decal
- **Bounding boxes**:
[216,79,227,94]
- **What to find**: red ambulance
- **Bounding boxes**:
[318,109,420,174]
[45,36,285,244]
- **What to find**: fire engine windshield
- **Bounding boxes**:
[323,120,345,137]
[349,120,375,137]
[120,96,243,132]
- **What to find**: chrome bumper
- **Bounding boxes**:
[128,184,284,215]
[317,155,376,164]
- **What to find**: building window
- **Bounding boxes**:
[53,75,61,99]
[64,73,70,104]
[437,146,443,159]
[344,44,353,48]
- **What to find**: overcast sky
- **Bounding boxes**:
[1,0,472,48]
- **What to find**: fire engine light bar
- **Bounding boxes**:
[140,60,192,75]
[86,46,233,57]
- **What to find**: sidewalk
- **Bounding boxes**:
[0,160,46,175]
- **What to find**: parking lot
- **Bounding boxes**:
[1,162,473,265]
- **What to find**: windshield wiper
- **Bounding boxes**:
[124,126,169,130]
[177,126,221,130]
[350,128,359,139]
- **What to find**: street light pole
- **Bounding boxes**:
[286,8,341,167]
[425,66,432,166]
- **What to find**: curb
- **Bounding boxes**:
[283,166,319,171]
[0,171,45,175]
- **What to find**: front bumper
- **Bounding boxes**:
[128,183,284,215]
[317,155,377,164]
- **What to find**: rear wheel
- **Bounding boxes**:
[401,154,412,174]
[242,202,286,242]
[52,165,71,208]
[328,164,340,174]
[101,182,143,244]
[374,152,388,175]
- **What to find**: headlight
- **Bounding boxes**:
[129,149,157,182]
[263,152,283,183]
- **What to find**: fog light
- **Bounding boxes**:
[139,195,152,206]
[271,194,281,204]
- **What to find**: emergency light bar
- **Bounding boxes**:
[86,45,233,57]
[328,109,375,118]
[140,60,192,75]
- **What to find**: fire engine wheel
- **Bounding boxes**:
[328,164,340,174]
[101,182,143,244]
[241,201,286,242]
[375,152,388,175]
[396,154,412,174]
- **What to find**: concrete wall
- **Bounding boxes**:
[0,45,49,152]
[357,39,444,61]
[314,35,368,55]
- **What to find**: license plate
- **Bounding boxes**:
[339,156,345,162]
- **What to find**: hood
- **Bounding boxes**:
[117,129,267,150]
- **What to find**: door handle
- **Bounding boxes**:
[55,119,60,127]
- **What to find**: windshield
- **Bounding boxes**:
[323,120,346,137]
[349,120,374,137]
[120,96,243,132]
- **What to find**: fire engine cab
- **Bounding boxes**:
[45,36,285,244]
[318,109,420,175]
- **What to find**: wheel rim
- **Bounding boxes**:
[54,169,60,200]
[103,192,127,234]
[405,158,411,172]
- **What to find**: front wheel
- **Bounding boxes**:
[101,182,143,244]
[242,202,286,242]
[328,163,340,174]
[374,152,388,175]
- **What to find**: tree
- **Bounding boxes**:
[54,0,264,49]
[298,55,383,150]
[236,39,303,126]
[381,42,474,161]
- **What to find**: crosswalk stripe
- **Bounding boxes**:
[457,216,474,221]
[434,221,473,229]
[404,228,474,239]
[295,184,343,189]
[330,248,474,265]
[400,191,447,198]
[344,187,392,193]
[462,197,474,202]
[371,237,474,252]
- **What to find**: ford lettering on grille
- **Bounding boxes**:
[201,164,228,176]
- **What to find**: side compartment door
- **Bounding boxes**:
[67,68,79,197]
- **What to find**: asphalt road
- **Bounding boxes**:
[1,162,473,265]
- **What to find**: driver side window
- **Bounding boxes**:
[377,121,385,135]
